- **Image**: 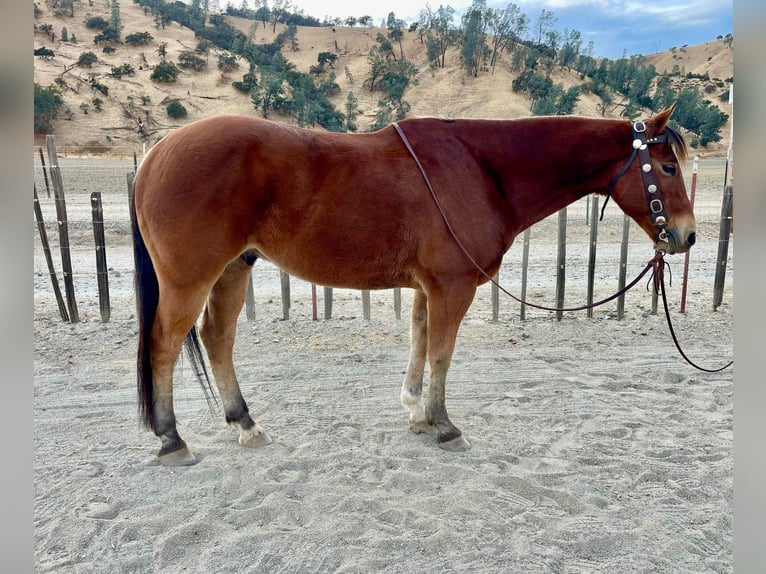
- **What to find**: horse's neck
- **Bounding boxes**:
[472,118,617,231]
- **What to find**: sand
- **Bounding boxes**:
[33,156,733,573]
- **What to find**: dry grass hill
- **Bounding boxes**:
[32,1,733,157]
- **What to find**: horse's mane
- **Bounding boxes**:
[664,125,688,161]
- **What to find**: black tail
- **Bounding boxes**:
[131,187,217,431]
[130,188,159,431]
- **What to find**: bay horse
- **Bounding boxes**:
[131,105,695,465]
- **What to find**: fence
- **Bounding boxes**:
[33,142,734,328]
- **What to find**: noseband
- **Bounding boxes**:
[600,120,671,246]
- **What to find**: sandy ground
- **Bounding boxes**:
[33,156,733,572]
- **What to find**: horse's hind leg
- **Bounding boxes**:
[400,289,431,434]
[151,291,209,466]
[200,255,272,448]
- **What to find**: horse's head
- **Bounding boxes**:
[609,104,696,254]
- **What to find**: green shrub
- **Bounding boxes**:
[85,16,109,30]
[77,51,99,68]
[166,101,188,119]
[34,83,63,132]
[125,32,153,46]
[150,61,180,83]
[178,51,206,71]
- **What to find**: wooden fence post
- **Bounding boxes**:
[616,214,630,320]
[34,184,69,322]
[586,195,599,318]
[519,228,531,320]
[127,172,135,206]
[90,191,110,322]
[362,290,371,320]
[280,270,290,320]
[555,208,567,321]
[324,287,333,319]
[680,156,699,313]
[245,271,256,320]
[46,135,79,323]
[491,272,499,321]
[38,147,51,198]
[394,288,402,320]
[311,284,318,320]
[713,184,734,310]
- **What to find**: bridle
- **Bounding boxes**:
[600,120,671,248]
[392,120,732,373]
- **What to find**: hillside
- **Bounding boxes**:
[32,1,733,156]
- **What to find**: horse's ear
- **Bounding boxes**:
[647,103,676,134]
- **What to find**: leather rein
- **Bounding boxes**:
[392,121,732,373]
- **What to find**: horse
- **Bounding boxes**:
[131,105,695,465]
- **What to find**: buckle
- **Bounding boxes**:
[633,120,646,133]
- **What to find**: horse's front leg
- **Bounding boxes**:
[200,256,271,448]
[400,289,431,434]
[424,283,476,451]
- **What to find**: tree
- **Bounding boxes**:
[34,46,55,59]
[380,59,419,120]
[534,9,556,46]
[275,23,299,51]
[344,91,359,132]
[487,3,528,75]
[150,60,181,82]
[557,29,581,71]
[125,31,153,46]
[375,33,396,62]
[420,4,456,69]
[77,51,99,68]
[34,83,63,132]
[317,52,338,70]
[364,45,390,92]
[460,0,489,77]
[110,63,135,78]
[108,0,122,42]
[85,16,109,30]
[218,53,239,72]
[371,100,395,131]
[251,62,285,118]
[387,12,405,60]
[670,87,728,146]
[512,70,554,110]
[166,101,188,119]
[270,0,292,33]
[178,50,207,71]
[156,42,168,60]
[63,0,75,17]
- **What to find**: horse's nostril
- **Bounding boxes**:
[687,232,696,246]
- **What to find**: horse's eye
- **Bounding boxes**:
[661,164,677,176]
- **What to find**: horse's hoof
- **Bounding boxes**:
[438,434,471,452]
[157,445,198,466]
[239,428,272,448]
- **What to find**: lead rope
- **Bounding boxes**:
[651,254,733,372]
[392,122,733,373]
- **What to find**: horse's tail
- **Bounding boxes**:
[131,183,217,432]
[130,184,158,431]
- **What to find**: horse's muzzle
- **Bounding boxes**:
[659,227,696,254]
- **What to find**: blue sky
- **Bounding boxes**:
[289,0,733,59]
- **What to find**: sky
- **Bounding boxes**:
[284,0,733,59]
